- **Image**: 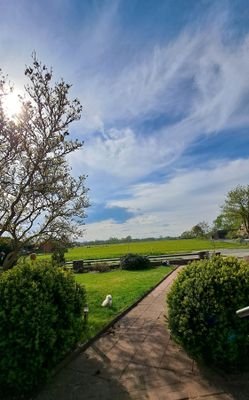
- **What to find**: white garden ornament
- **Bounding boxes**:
[102,294,112,307]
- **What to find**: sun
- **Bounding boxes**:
[3,90,22,118]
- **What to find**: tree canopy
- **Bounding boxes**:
[221,185,249,237]
[180,221,210,239]
[212,212,240,238]
[0,55,89,269]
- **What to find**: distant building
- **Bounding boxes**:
[237,224,248,238]
[39,241,54,253]
[212,230,229,240]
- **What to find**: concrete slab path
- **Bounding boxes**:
[37,268,249,400]
[220,249,249,258]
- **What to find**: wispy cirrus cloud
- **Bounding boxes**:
[76,10,249,188]
[1,1,249,240]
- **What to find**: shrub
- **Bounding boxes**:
[51,248,65,267]
[0,237,13,265]
[92,263,111,273]
[51,246,67,267]
[120,253,151,270]
[73,259,84,273]
[0,261,86,396]
[167,256,249,371]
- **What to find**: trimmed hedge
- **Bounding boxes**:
[92,263,111,273]
[0,262,86,396]
[167,256,249,371]
[120,253,151,270]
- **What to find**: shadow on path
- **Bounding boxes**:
[195,363,249,400]
[36,347,131,400]
[36,267,249,400]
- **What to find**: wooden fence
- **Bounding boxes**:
[65,250,221,272]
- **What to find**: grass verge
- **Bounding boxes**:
[76,266,172,342]
[37,239,248,262]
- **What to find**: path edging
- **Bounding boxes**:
[52,266,178,376]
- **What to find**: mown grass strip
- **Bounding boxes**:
[37,238,248,262]
[75,266,172,342]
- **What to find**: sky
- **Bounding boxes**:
[1,0,249,240]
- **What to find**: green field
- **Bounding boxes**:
[76,266,172,342]
[38,238,247,261]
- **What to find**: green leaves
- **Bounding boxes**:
[0,261,86,396]
[221,185,249,236]
[167,256,249,371]
[120,253,151,270]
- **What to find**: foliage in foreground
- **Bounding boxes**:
[167,256,249,371]
[120,253,151,270]
[0,262,86,396]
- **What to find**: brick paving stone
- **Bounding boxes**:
[131,350,164,368]
[36,267,249,400]
[90,333,118,354]
[116,316,138,328]
[139,319,156,329]
[129,389,157,400]
[65,350,103,375]
[117,332,147,342]
[185,380,227,399]
[147,323,171,339]
[193,395,234,400]
[160,346,194,373]
[142,311,162,320]
[138,387,189,400]
[105,340,135,362]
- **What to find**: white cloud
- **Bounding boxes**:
[1,2,249,241]
[79,127,182,181]
[2,6,249,186]
[74,14,249,183]
[84,158,249,240]
[83,17,249,130]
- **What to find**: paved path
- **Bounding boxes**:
[220,249,249,258]
[37,268,249,400]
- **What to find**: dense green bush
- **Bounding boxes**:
[0,237,13,265]
[51,246,67,267]
[92,262,111,273]
[0,261,86,396]
[73,259,84,273]
[167,256,249,371]
[120,253,151,270]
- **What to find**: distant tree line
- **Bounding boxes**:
[76,235,179,247]
[180,185,249,240]
[77,185,249,247]
[180,221,210,239]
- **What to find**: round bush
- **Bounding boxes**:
[120,253,151,270]
[167,256,249,371]
[0,261,86,396]
[92,262,111,273]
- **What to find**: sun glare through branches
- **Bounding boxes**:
[3,90,22,118]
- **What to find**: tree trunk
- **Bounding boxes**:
[2,250,19,270]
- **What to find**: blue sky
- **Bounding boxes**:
[1,0,249,240]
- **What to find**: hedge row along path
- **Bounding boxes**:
[37,267,249,400]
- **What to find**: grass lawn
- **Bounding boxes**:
[38,238,248,262]
[76,266,172,342]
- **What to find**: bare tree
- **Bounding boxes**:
[0,55,89,269]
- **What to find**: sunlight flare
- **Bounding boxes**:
[3,90,22,118]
